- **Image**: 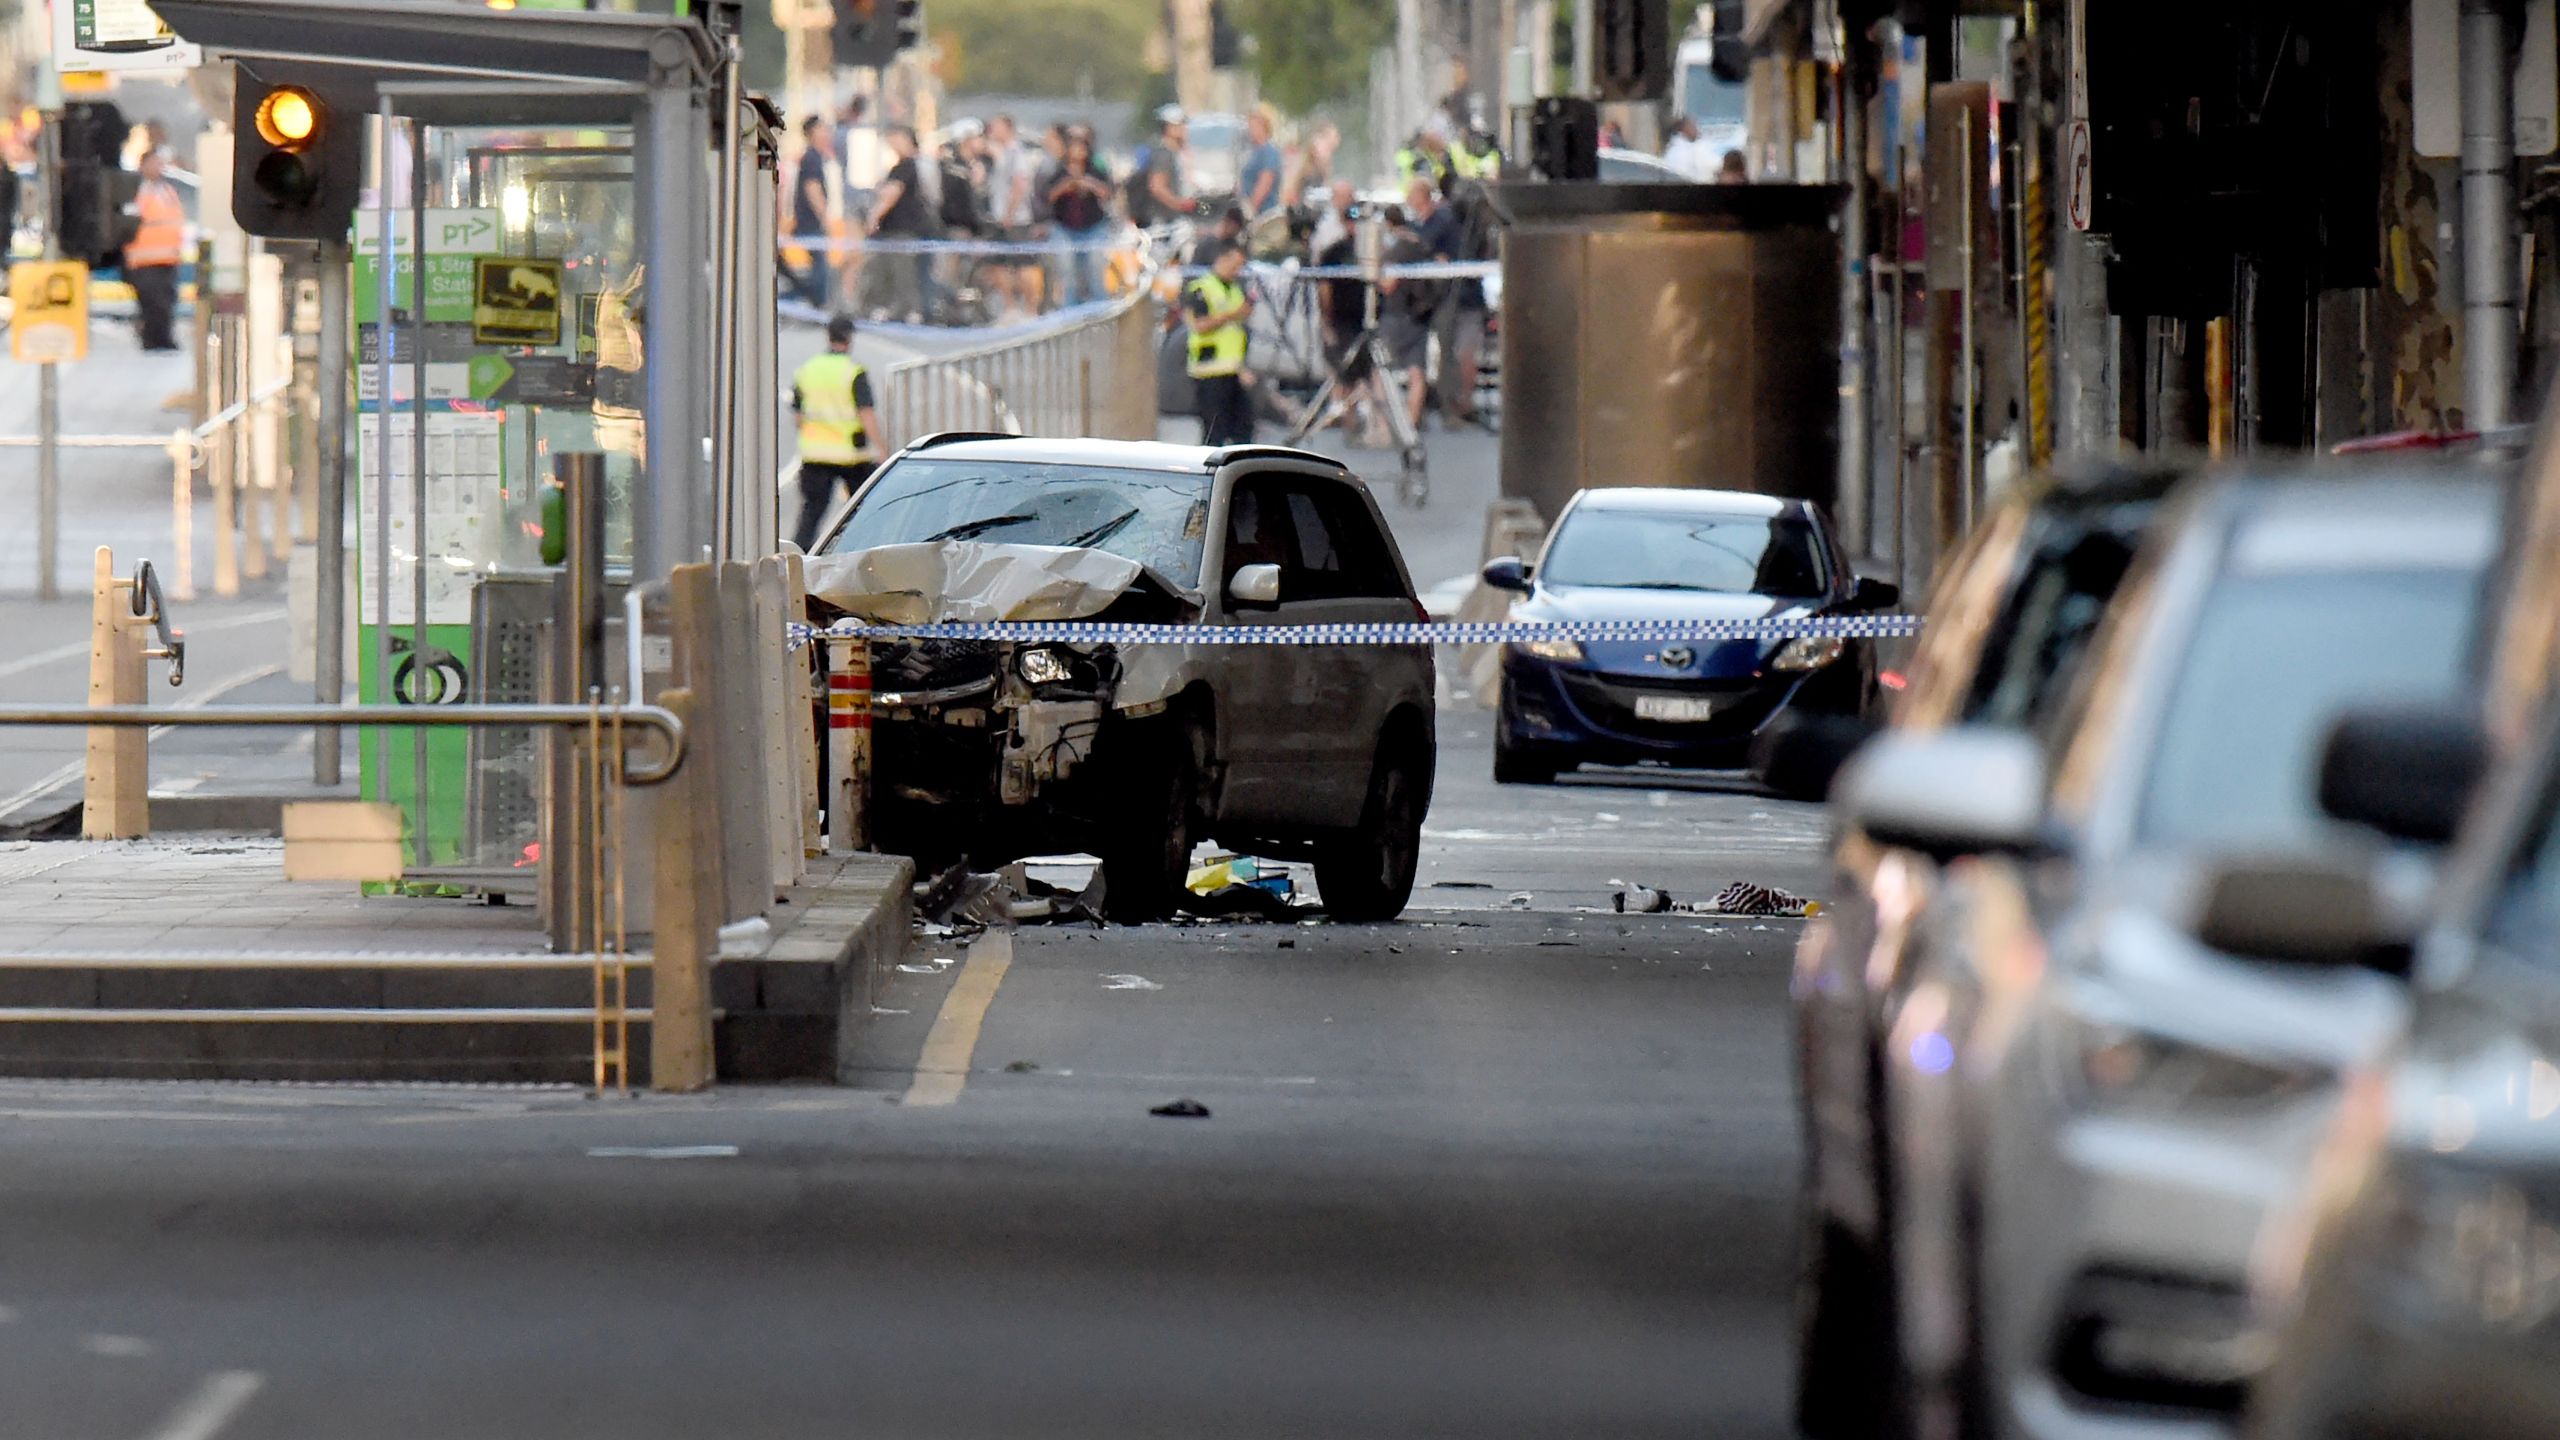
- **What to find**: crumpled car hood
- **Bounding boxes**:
[803,542,1157,625]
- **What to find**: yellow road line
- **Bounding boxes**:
[902,931,1012,1108]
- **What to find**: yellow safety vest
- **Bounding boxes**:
[793,351,876,464]
[1186,274,1248,379]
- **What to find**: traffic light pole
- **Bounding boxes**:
[36,106,63,603]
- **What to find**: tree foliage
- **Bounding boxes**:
[929,0,1158,99]
[1230,0,1393,115]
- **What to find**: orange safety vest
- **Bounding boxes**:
[125,179,186,268]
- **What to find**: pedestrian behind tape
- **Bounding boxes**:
[1186,240,1256,447]
[790,314,886,553]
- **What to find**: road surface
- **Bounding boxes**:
[0,898,1806,1440]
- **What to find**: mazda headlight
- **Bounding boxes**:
[1771,636,1846,671]
[1516,636,1584,663]
[2078,1021,2314,1107]
[1016,646,1075,686]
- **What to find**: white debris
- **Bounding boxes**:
[1101,974,1163,991]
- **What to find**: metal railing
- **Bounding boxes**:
[0,698,685,1091]
[868,242,1165,444]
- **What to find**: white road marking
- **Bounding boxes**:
[586,1144,740,1159]
[141,1370,265,1440]
[82,1332,154,1357]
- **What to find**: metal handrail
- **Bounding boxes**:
[129,559,185,687]
[6,702,687,785]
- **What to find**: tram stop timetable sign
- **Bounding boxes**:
[9,261,91,364]
[471,257,564,347]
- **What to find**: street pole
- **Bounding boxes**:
[314,237,350,785]
[2460,0,2520,430]
[36,108,63,603]
[1838,28,1873,561]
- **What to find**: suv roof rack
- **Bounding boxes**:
[1204,444,1349,470]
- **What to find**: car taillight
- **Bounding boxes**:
[1879,669,1909,691]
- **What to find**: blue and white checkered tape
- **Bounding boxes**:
[786,614,1923,650]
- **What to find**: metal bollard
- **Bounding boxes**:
[82,548,150,839]
[824,634,870,852]
[647,686,716,1094]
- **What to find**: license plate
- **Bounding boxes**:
[1634,695,1718,723]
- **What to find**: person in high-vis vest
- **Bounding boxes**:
[124,149,187,353]
[1393,117,1460,196]
[789,314,887,553]
[1185,241,1255,447]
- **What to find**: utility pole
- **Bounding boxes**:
[2460,0,2521,430]
[1170,0,1214,115]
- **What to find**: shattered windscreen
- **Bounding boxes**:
[825,459,1212,586]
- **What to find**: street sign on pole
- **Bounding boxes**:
[10,260,92,363]
[53,0,203,74]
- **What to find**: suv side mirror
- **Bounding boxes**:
[2192,855,2410,974]
[1228,562,1283,607]
[1834,727,2049,860]
[1848,576,1901,612]
[2318,705,2487,845]
[1481,556,1533,593]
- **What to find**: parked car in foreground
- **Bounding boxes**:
[1482,488,1896,785]
[2240,695,2560,1440]
[1834,465,2502,1440]
[809,434,1435,922]
[1791,463,2179,1440]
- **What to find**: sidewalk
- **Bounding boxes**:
[0,841,913,1083]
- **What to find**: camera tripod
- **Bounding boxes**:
[1283,307,1430,509]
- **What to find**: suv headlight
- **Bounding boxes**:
[1516,636,1584,663]
[1771,636,1846,671]
[1016,646,1076,686]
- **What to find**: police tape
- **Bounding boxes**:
[785,613,1923,651]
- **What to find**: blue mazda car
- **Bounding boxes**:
[1485,488,1897,784]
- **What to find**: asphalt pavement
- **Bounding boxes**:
[0,899,1805,1440]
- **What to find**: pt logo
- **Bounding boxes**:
[389,636,468,706]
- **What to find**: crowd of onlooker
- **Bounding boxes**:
[780,98,1348,327]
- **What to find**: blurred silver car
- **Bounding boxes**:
[1834,467,2502,1440]
[1790,465,2175,1440]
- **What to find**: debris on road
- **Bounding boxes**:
[1505,892,1534,909]
[1609,879,1821,917]
[1149,1098,1212,1119]
[1184,854,1303,919]
[1004,1060,1041,1073]
[1101,974,1163,991]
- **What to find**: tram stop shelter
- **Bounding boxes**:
[0,0,914,1088]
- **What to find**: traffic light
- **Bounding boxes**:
[836,0,921,68]
[1593,0,1670,102]
[51,100,129,266]
[1531,97,1599,181]
[233,72,361,241]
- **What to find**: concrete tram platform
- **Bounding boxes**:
[0,839,913,1085]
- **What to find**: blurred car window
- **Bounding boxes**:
[827,459,1212,584]
[1965,519,2144,731]
[2137,568,2482,850]
[1541,511,1827,596]
[1282,486,1402,600]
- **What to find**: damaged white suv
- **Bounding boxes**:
[806,435,1437,924]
